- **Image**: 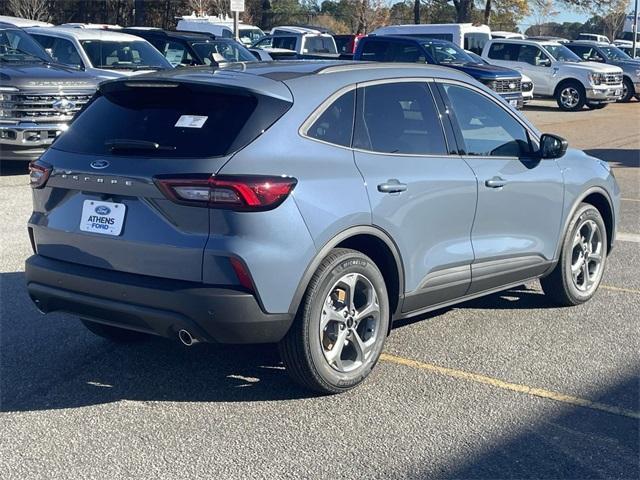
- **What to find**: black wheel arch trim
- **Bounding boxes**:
[287,225,406,317]
[553,185,615,261]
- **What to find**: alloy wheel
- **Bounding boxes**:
[560,87,581,109]
[320,273,380,373]
[570,219,603,292]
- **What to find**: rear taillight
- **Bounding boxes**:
[29,161,52,189]
[155,175,297,211]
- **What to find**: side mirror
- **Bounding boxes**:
[539,133,568,159]
[538,58,551,67]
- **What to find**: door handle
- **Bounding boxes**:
[485,176,507,188]
[378,179,407,194]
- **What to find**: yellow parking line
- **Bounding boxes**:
[380,352,640,420]
[601,285,640,294]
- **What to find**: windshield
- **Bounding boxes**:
[239,28,264,45]
[545,44,581,62]
[191,41,256,64]
[421,41,475,65]
[80,40,170,69]
[0,28,51,63]
[599,45,632,61]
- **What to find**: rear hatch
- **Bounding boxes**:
[30,74,292,282]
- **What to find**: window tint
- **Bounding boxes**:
[443,84,531,157]
[49,37,83,68]
[488,42,519,60]
[354,82,447,155]
[360,40,388,61]
[192,41,256,64]
[387,42,422,62]
[303,36,336,54]
[307,90,355,147]
[160,40,193,66]
[54,84,291,158]
[567,44,591,60]
[271,36,297,50]
[80,40,169,69]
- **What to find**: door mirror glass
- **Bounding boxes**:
[539,133,568,159]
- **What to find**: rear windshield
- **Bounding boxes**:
[80,40,170,69]
[53,83,290,158]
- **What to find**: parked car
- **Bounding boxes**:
[482,39,623,110]
[566,41,640,102]
[0,23,99,161]
[60,23,123,30]
[333,33,364,55]
[120,28,257,66]
[526,36,570,44]
[176,15,264,46]
[24,61,620,393]
[354,36,524,108]
[27,27,172,78]
[577,33,610,43]
[0,15,52,28]
[466,48,534,104]
[370,23,491,54]
[251,27,339,57]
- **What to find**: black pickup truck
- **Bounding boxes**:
[354,35,524,108]
[0,23,99,161]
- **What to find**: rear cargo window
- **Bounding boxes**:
[53,83,289,158]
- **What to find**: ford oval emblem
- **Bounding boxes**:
[52,99,76,113]
[90,160,110,169]
[509,82,516,90]
[95,205,111,215]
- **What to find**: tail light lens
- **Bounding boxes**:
[29,161,52,189]
[155,175,297,211]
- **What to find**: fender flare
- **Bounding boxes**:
[553,186,615,261]
[287,225,405,316]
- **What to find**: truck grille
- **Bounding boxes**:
[604,73,622,85]
[488,78,522,94]
[0,91,94,123]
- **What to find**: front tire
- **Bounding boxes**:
[81,319,149,342]
[555,81,586,111]
[540,203,607,306]
[620,77,635,102]
[279,248,390,394]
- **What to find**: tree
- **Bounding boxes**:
[599,0,629,40]
[529,0,559,35]
[8,0,51,21]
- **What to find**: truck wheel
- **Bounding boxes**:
[620,77,634,102]
[540,203,607,306]
[81,319,149,342]
[555,81,586,111]
[279,248,390,394]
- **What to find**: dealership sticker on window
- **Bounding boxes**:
[175,115,208,128]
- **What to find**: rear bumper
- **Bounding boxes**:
[25,255,293,344]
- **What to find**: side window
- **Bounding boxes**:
[517,45,550,66]
[50,38,83,68]
[31,34,55,50]
[272,36,297,51]
[443,84,531,157]
[162,40,193,66]
[386,42,421,62]
[354,82,447,155]
[568,45,590,60]
[488,42,519,60]
[307,90,355,147]
[360,40,388,61]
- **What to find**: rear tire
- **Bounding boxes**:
[279,248,390,394]
[540,203,607,306]
[555,81,586,111]
[81,319,149,342]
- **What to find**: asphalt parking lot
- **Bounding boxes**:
[1,100,638,479]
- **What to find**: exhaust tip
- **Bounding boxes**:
[178,329,197,347]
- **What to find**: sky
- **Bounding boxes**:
[518,9,590,32]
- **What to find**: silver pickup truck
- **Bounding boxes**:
[0,23,99,161]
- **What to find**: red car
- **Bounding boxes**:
[334,34,364,54]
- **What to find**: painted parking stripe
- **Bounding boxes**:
[601,285,640,294]
[617,232,640,243]
[380,353,640,420]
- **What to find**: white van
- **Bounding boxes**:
[176,15,264,45]
[371,23,491,54]
[577,33,610,43]
[491,31,525,39]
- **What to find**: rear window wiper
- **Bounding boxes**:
[105,139,176,152]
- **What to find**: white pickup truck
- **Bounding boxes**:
[482,39,624,110]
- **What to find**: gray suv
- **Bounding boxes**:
[566,41,640,102]
[26,62,620,394]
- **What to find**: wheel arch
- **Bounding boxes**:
[553,78,584,98]
[555,186,615,260]
[287,226,405,323]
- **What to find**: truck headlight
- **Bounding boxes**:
[635,69,640,78]
[589,72,604,85]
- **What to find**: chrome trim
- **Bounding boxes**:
[0,123,67,146]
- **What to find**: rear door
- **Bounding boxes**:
[30,79,291,283]
[352,80,478,312]
[437,81,563,294]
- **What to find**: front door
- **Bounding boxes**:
[352,81,478,312]
[437,82,564,294]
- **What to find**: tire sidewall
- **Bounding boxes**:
[305,253,389,390]
[556,81,585,111]
[560,205,607,303]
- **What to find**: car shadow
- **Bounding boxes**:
[584,148,640,168]
[0,161,29,177]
